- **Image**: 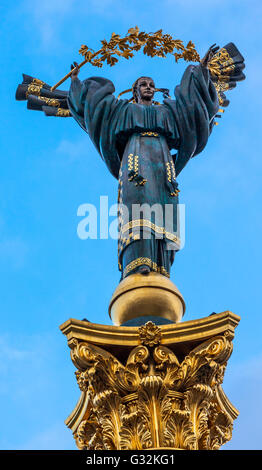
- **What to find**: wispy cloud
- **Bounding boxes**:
[55,137,89,164]
[22,0,76,48]
[0,336,29,372]
[21,0,126,49]
[0,236,28,270]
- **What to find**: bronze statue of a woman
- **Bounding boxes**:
[16,40,245,324]
[66,43,244,281]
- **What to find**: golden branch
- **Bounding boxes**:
[51,27,200,91]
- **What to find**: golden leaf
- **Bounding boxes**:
[78,27,200,69]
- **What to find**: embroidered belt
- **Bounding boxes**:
[140,132,159,137]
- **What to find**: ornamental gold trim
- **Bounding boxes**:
[39,96,61,107]
[166,162,172,183]
[120,219,180,245]
[208,47,235,79]
[123,257,158,277]
[140,132,159,137]
[26,82,42,97]
[122,256,171,278]
[127,153,134,172]
[56,108,71,117]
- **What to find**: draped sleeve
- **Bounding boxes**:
[68,76,126,179]
[164,64,219,176]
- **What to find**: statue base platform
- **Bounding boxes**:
[108,272,185,326]
[60,310,240,450]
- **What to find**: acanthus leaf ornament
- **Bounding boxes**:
[64,320,239,450]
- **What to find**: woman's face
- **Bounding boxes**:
[137,77,155,104]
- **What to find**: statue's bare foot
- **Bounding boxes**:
[137,265,150,275]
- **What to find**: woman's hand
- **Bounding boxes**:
[201,44,220,67]
[71,61,79,80]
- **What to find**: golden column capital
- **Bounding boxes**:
[60,311,240,450]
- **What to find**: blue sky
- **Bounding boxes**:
[0,0,261,450]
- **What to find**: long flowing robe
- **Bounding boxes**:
[68,64,219,278]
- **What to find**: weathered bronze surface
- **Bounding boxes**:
[16,37,245,284]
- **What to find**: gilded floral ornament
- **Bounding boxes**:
[138,321,162,347]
